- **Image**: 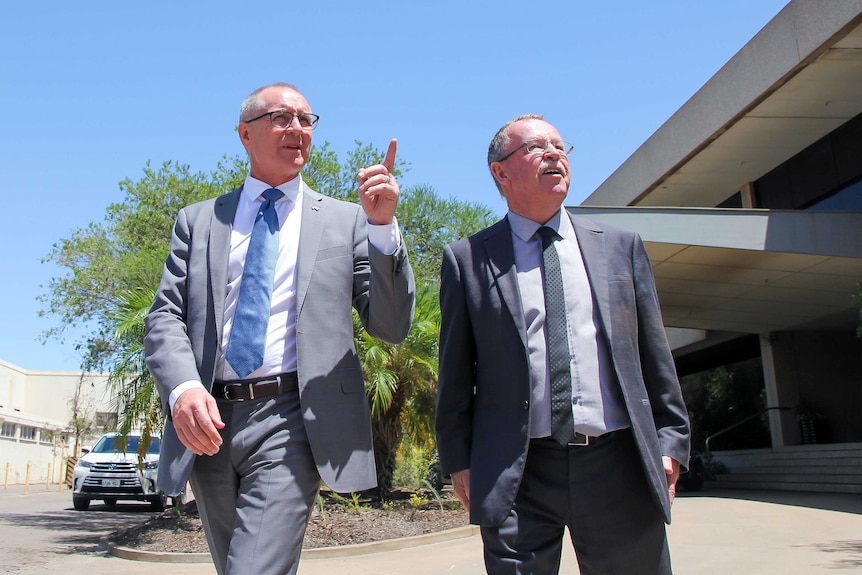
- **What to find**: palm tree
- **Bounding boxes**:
[105,286,163,458]
[359,282,441,499]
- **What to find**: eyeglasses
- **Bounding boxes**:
[497,139,573,163]
[243,110,320,130]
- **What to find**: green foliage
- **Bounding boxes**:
[303,141,408,203]
[408,492,429,510]
[358,282,443,498]
[315,493,328,521]
[680,357,770,452]
[106,286,163,447]
[397,184,497,283]
[329,492,367,515]
[392,443,436,491]
[40,158,246,369]
[421,479,445,511]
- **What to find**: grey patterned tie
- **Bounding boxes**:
[538,226,576,446]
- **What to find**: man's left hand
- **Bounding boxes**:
[663,456,681,504]
[357,139,400,225]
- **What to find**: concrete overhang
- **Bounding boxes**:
[567,206,862,335]
[583,1,862,209]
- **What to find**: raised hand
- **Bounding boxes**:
[357,138,400,225]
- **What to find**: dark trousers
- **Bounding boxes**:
[481,429,671,574]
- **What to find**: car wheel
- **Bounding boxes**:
[73,496,90,511]
[103,498,118,506]
[150,492,168,511]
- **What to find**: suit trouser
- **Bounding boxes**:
[190,390,320,575]
[481,428,671,575]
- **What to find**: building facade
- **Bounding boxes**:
[572,0,862,491]
[0,359,114,486]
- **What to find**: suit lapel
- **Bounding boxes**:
[483,217,528,349]
[210,188,241,344]
[295,187,326,315]
[568,212,611,341]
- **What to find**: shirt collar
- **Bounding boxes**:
[507,208,570,243]
[241,173,303,204]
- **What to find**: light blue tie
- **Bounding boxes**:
[225,188,284,378]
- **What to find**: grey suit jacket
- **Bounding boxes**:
[145,185,415,496]
[435,213,689,526]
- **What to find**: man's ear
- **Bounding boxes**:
[237,122,251,148]
[490,162,508,188]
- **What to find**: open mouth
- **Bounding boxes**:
[541,166,566,177]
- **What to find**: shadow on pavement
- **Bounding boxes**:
[0,503,157,555]
[678,487,862,516]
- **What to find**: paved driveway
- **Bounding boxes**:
[1,486,860,574]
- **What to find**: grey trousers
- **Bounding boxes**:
[481,429,672,575]
[190,390,321,575]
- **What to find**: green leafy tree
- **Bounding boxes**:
[358,282,441,498]
[105,286,162,454]
[397,184,497,283]
[40,158,246,371]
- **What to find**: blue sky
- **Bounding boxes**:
[1,1,790,371]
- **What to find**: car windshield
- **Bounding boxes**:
[91,435,161,454]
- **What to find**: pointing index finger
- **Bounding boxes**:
[382,139,397,173]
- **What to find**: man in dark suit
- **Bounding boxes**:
[436,114,690,574]
[144,83,415,575]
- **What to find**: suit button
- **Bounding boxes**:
[523,400,529,410]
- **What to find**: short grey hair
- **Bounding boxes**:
[487,114,544,194]
[239,83,302,123]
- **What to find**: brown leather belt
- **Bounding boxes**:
[212,372,298,401]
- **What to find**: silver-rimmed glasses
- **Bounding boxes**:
[497,139,573,162]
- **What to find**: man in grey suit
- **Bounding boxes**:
[144,82,415,575]
[436,114,690,574]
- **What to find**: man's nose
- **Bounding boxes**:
[543,144,563,159]
[283,114,305,133]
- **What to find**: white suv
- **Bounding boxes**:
[71,432,167,511]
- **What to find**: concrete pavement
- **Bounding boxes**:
[2,485,861,573]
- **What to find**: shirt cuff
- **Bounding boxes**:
[168,380,206,411]
[367,216,401,256]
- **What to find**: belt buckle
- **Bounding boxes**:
[568,433,589,446]
[222,383,251,401]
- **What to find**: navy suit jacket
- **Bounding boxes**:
[435,212,690,526]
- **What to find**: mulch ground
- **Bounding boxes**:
[111,488,468,553]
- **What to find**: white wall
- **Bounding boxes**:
[0,359,113,486]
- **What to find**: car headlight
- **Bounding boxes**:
[142,461,158,470]
[75,459,93,469]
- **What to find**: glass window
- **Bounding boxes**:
[19,426,37,441]
[807,179,862,211]
[91,434,161,454]
[0,422,15,438]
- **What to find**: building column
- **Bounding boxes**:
[760,333,800,447]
